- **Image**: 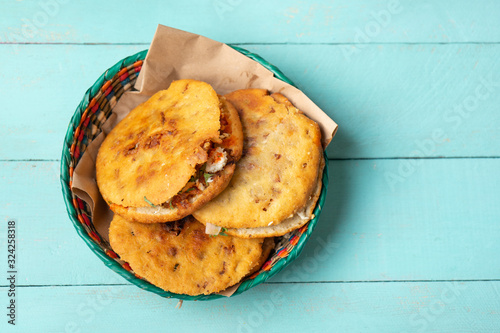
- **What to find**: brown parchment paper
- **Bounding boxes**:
[71,24,338,296]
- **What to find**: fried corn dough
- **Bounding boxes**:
[109,215,264,296]
[96,80,243,222]
[193,89,322,230]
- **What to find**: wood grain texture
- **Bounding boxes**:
[1,159,499,286]
[0,162,120,286]
[1,282,499,332]
[242,43,500,159]
[1,0,499,44]
[0,44,144,161]
[275,158,500,282]
[1,0,500,331]
[1,44,499,160]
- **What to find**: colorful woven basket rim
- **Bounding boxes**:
[60,46,329,301]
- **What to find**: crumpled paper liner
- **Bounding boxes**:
[71,24,338,297]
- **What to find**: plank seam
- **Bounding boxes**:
[0,159,61,162]
[265,279,500,284]
[2,156,500,163]
[328,156,500,161]
[3,279,500,288]
[0,42,499,46]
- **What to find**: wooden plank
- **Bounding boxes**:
[1,44,500,160]
[1,158,499,286]
[0,44,145,161]
[0,162,120,286]
[2,282,500,332]
[1,0,499,44]
[3,1,499,331]
[274,158,500,282]
[243,43,500,159]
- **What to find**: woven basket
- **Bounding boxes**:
[60,46,329,301]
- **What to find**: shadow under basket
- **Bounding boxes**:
[60,47,329,301]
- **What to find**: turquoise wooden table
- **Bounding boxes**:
[1,0,500,332]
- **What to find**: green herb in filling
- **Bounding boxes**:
[204,173,213,183]
[144,196,156,207]
[210,227,228,237]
